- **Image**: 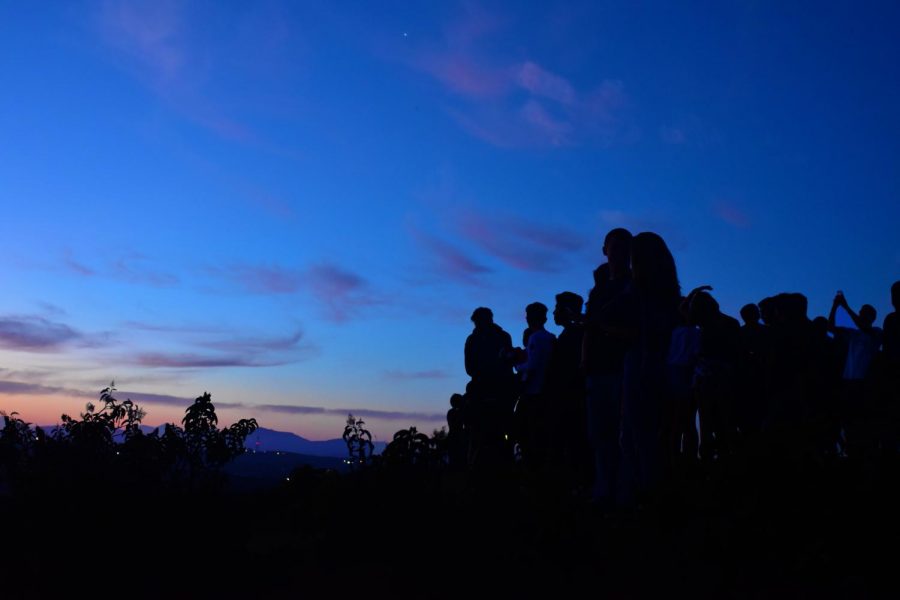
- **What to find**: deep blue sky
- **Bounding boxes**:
[1,1,898,440]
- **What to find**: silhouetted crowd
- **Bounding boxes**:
[447,228,900,508]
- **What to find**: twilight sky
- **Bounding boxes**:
[1,1,898,441]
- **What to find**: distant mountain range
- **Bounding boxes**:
[129,425,385,458]
[243,427,387,457]
[29,424,384,459]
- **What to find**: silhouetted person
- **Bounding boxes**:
[464,308,516,466]
[665,310,701,464]
[546,291,587,476]
[809,316,845,453]
[582,228,632,505]
[594,231,681,505]
[466,307,515,395]
[879,281,900,450]
[688,289,741,460]
[883,281,900,361]
[828,292,882,454]
[759,296,776,326]
[514,302,556,466]
[740,303,761,327]
[447,393,468,468]
[765,292,813,433]
[737,302,767,436]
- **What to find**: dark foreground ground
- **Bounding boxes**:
[2,445,898,599]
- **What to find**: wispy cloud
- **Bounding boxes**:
[96,0,259,144]
[382,369,451,381]
[208,261,379,323]
[712,201,752,229]
[0,316,83,352]
[63,252,96,276]
[456,210,587,273]
[0,380,92,398]
[247,403,446,422]
[62,251,179,288]
[306,263,380,323]
[199,330,308,353]
[519,99,572,146]
[410,227,492,286]
[402,8,628,148]
[132,352,290,369]
[417,55,510,98]
[661,125,687,145]
[109,392,447,422]
[217,264,305,294]
[515,61,576,105]
[98,0,185,82]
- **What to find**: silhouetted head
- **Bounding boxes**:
[812,316,829,338]
[759,297,775,325]
[630,232,680,301]
[526,302,548,328]
[593,262,611,287]
[450,393,464,409]
[786,293,809,323]
[892,281,900,311]
[603,228,633,278]
[859,304,877,327]
[554,292,584,327]
[740,303,760,326]
[471,307,494,330]
[689,291,720,326]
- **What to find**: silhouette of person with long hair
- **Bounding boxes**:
[582,228,632,505]
[594,231,681,505]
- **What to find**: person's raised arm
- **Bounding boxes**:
[839,295,870,331]
[828,293,841,333]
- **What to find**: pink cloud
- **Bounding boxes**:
[383,369,451,380]
[224,264,304,294]
[133,352,288,368]
[62,251,178,287]
[582,80,627,122]
[306,263,379,323]
[63,252,96,277]
[418,55,510,98]
[520,99,572,146]
[514,62,576,105]
[661,125,687,144]
[0,380,91,398]
[98,0,185,82]
[111,256,179,287]
[713,201,752,228]
[456,211,580,273]
[412,228,492,285]
[399,6,627,149]
[203,330,307,353]
[97,1,262,145]
[0,316,83,352]
[506,218,587,252]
